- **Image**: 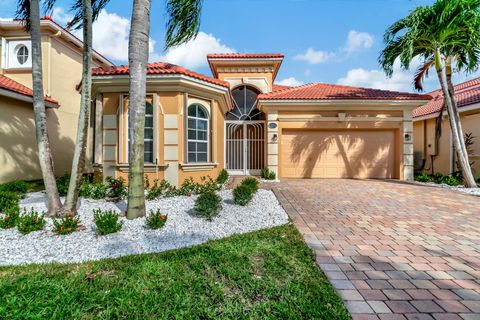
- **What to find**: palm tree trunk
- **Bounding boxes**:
[126,0,151,219]
[64,0,93,212]
[435,52,477,188]
[29,0,63,216]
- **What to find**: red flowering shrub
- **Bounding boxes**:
[53,212,83,235]
[0,207,20,229]
[146,209,168,229]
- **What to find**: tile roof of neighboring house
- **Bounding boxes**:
[272,84,292,92]
[258,82,432,101]
[0,75,59,105]
[207,53,285,59]
[92,62,230,88]
[413,77,480,118]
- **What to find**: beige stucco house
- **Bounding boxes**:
[413,78,480,178]
[91,53,430,187]
[0,17,112,183]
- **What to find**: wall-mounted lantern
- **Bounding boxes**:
[404,133,412,142]
[272,134,278,142]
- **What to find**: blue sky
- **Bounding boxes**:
[3,0,479,92]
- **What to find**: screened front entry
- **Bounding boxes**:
[225,85,265,175]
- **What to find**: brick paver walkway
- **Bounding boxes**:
[272,179,480,320]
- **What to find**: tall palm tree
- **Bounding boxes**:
[59,0,109,212]
[18,0,111,215]
[379,0,480,188]
[16,0,63,217]
[126,0,203,219]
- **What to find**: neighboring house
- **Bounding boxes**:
[413,78,480,177]
[0,17,112,183]
[91,53,430,186]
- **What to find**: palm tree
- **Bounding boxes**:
[60,0,109,213]
[16,0,63,217]
[379,0,480,188]
[126,0,203,219]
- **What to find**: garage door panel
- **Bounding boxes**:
[281,130,396,179]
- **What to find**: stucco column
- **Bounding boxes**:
[267,110,279,178]
[102,113,117,179]
[403,110,414,181]
[163,113,179,187]
[94,94,103,165]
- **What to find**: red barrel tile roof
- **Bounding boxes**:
[0,75,59,105]
[92,62,230,88]
[413,77,480,118]
[207,53,285,59]
[272,84,292,92]
[258,83,432,101]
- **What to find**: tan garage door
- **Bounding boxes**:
[281,130,396,179]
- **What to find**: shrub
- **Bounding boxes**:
[415,172,433,183]
[0,191,19,212]
[194,191,222,221]
[233,184,254,206]
[0,207,20,229]
[196,176,220,194]
[17,208,45,235]
[146,209,168,229]
[216,169,229,185]
[80,177,108,199]
[261,168,276,180]
[52,212,82,235]
[105,177,128,200]
[56,173,70,196]
[93,209,122,235]
[0,180,28,196]
[146,179,173,200]
[241,177,259,193]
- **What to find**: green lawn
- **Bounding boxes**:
[0,225,350,320]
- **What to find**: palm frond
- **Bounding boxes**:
[414,58,434,91]
[165,0,203,49]
[15,0,31,30]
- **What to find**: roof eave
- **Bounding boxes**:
[0,88,59,108]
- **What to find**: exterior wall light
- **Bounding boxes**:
[405,133,412,142]
[272,134,278,142]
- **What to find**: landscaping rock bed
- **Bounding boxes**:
[413,181,480,196]
[0,189,289,266]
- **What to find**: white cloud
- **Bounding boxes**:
[276,77,304,87]
[344,30,374,55]
[156,32,235,68]
[52,7,73,26]
[337,59,435,92]
[294,48,334,64]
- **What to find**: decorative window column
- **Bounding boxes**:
[163,109,180,187]
[403,110,414,181]
[267,110,279,178]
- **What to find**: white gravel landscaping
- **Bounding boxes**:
[413,181,480,196]
[0,189,289,266]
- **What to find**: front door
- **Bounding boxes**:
[225,121,265,175]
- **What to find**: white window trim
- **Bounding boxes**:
[121,94,158,164]
[186,103,210,164]
[2,38,32,70]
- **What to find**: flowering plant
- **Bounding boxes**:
[53,212,83,235]
[0,207,20,229]
[146,209,168,229]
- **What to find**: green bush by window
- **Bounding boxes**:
[216,169,229,185]
[194,191,222,221]
[93,209,123,235]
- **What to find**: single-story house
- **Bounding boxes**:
[91,53,430,186]
[0,17,112,183]
[413,77,480,177]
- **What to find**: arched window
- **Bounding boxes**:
[187,104,209,163]
[227,85,261,120]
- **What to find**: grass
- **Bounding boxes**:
[0,225,350,320]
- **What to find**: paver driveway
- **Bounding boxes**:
[272,179,480,320]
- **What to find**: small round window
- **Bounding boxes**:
[16,45,29,65]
